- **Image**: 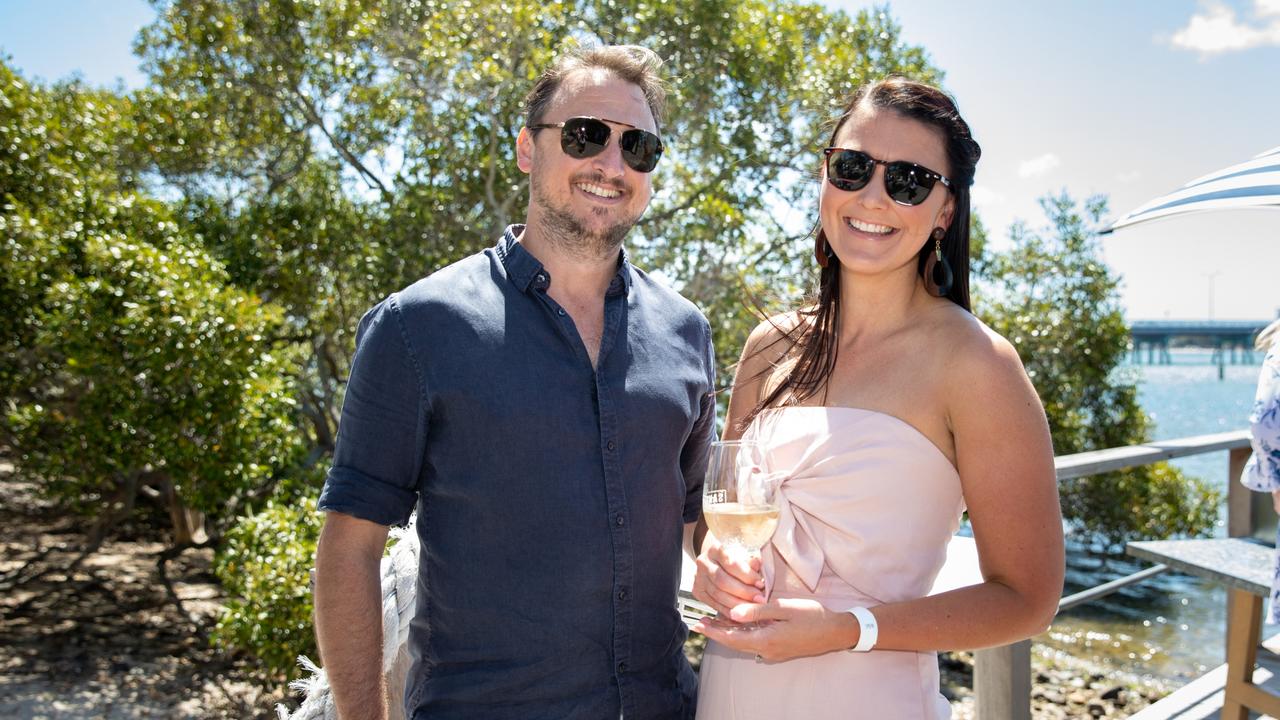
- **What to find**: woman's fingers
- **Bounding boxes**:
[708,542,766,589]
[692,568,749,616]
[692,616,780,658]
[695,551,765,605]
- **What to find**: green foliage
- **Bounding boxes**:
[1060,464,1221,552]
[977,193,1221,551]
[131,0,942,421]
[1,58,305,526]
[213,495,322,678]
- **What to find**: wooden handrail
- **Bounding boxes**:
[1054,429,1251,481]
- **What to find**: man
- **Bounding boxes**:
[314,44,717,720]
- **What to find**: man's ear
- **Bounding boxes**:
[516,127,535,174]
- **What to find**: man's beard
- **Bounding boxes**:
[531,171,640,261]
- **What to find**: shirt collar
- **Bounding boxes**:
[497,224,634,296]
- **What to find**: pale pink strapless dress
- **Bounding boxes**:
[696,406,965,720]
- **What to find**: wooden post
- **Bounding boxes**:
[1225,445,1258,691]
[1227,445,1255,538]
[974,640,1031,720]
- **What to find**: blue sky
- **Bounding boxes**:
[3,0,1277,320]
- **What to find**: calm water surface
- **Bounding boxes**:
[1041,347,1265,687]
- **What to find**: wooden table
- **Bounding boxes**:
[1128,538,1280,720]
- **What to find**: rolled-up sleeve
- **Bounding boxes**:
[680,325,718,523]
[319,295,427,526]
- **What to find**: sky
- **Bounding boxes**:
[2,0,1278,321]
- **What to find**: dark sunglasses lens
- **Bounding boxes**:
[561,117,611,159]
[884,162,935,205]
[619,129,662,172]
[828,150,874,191]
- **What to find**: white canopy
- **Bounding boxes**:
[1103,145,1280,233]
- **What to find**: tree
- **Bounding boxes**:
[977,193,1220,551]
[0,59,305,555]
[131,0,943,439]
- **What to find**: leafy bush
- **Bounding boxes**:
[1061,464,1221,552]
[213,495,322,678]
[2,58,307,539]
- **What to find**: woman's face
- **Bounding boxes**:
[819,104,955,280]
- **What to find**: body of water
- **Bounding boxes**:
[1042,347,1265,688]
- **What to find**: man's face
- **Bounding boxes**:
[518,69,657,258]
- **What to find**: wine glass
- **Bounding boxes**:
[702,439,780,626]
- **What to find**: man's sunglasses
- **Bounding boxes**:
[528,116,664,173]
[823,147,953,206]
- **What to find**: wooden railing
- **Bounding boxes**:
[974,429,1255,720]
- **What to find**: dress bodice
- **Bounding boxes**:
[742,406,966,605]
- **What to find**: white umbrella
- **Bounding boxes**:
[1102,145,1280,234]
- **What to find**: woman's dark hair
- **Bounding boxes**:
[743,77,981,429]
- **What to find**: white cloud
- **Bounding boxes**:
[1116,170,1142,184]
[1169,2,1280,57]
[1018,153,1060,178]
[970,185,1007,207]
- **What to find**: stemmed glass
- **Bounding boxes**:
[702,439,780,626]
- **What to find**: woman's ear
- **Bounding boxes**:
[937,195,956,232]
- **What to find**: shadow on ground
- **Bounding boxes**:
[0,468,288,719]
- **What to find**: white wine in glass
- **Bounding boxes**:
[703,439,780,558]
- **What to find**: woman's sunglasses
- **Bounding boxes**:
[528,116,664,173]
[823,147,953,206]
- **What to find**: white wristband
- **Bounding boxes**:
[846,606,878,652]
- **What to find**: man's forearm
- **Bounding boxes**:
[315,529,388,720]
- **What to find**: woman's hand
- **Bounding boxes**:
[691,598,857,662]
[691,535,765,617]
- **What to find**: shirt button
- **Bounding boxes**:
[617,588,628,601]
[557,308,566,316]
[615,514,626,527]
[536,273,546,283]
[606,440,616,451]
[617,661,628,673]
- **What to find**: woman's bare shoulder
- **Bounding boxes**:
[740,310,809,360]
[931,305,1024,375]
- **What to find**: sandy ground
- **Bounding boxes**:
[0,468,290,719]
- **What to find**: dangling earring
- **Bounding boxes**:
[929,227,953,297]
[814,231,835,268]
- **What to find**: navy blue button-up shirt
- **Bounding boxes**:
[319,226,717,719]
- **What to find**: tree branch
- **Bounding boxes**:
[286,87,393,203]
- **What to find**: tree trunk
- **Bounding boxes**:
[158,474,207,546]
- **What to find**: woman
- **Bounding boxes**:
[1240,319,1280,622]
[691,78,1065,719]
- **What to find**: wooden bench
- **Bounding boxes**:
[1128,538,1280,720]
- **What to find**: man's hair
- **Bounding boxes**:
[523,44,667,132]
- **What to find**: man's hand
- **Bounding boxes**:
[315,512,391,720]
[691,535,766,618]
